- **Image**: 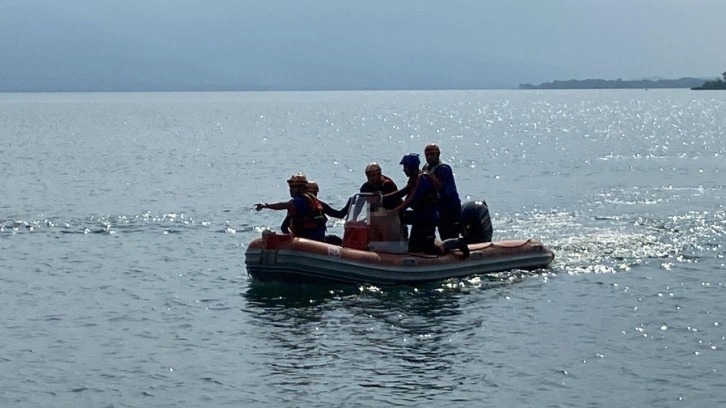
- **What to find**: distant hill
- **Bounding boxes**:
[519,77,707,90]
[691,72,726,90]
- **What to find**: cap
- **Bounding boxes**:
[399,153,420,168]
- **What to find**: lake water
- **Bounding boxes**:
[1,90,725,407]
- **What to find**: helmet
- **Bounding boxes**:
[306,181,319,195]
[424,143,440,155]
[399,153,420,168]
[287,173,308,187]
[365,162,381,175]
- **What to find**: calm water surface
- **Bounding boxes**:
[1,90,725,407]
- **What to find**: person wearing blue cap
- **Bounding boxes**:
[392,153,441,255]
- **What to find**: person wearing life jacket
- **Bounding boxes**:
[280,180,346,245]
[255,173,327,242]
[309,180,350,220]
[441,199,494,258]
[422,143,462,241]
[393,153,441,255]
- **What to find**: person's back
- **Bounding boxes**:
[289,192,327,241]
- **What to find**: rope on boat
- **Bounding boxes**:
[489,238,534,249]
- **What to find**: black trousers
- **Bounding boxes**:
[409,221,440,255]
[437,208,461,240]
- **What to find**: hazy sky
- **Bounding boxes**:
[1,0,724,90]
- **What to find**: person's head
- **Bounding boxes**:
[424,143,441,166]
[365,162,382,185]
[287,173,308,197]
[399,153,420,177]
[306,181,319,196]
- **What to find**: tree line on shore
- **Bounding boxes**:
[519,77,706,90]
[691,71,726,90]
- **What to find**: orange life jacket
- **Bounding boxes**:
[290,193,328,234]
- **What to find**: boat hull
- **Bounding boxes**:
[245,232,555,285]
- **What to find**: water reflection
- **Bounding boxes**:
[241,275,527,351]
[241,277,523,404]
[242,275,516,322]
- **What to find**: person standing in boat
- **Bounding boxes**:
[255,173,328,242]
[422,143,462,240]
[441,199,494,258]
[393,153,441,255]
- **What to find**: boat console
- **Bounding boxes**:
[342,193,407,253]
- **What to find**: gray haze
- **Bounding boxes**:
[1,0,724,91]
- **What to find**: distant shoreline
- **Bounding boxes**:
[0,86,708,94]
[1,81,722,93]
[519,77,707,90]
[0,86,517,93]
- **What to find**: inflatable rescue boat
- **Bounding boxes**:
[245,194,555,285]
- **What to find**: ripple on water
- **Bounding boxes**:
[499,208,725,277]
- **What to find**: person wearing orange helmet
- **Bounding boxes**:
[423,143,461,240]
[255,173,328,242]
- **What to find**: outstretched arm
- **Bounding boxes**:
[255,200,294,211]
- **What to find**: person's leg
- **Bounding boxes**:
[421,222,441,255]
[438,209,461,240]
[399,210,412,240]
[441,237,469,258]
[408,223,425,253]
